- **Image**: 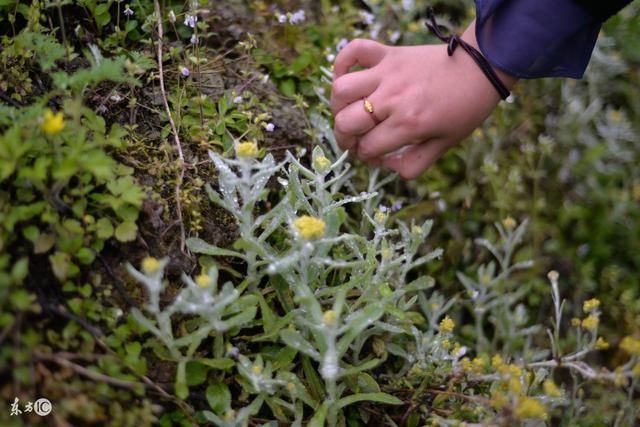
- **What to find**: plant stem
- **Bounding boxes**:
[153,0,186,252]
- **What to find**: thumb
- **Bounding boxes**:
[333,38,387,78]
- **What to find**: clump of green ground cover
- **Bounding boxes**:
[1,0,639,426]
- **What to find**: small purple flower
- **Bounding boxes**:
[378,205,388,213]
[289,9,306,24]
[336,38,348,52]
[180,66,190,77]
[265,123,275,132]
[124,5,134,16]
[402,0,414,12]
[233,96,243,104]
[190,34,198,45]
[360,11,375,25]
[226,345,240,358]
[390,31,401,44]
[391,201,403,211]
[184,14,197,28]
[277,14,287,24]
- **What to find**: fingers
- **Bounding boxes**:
[331,69,379,114]
[333,38,387,78]
[381,140,450,179]
[334,128,358,152]
[334,94,388,140]
[356,119,420,161]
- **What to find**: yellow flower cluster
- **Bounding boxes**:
[543,379,562,397]
[620,336,640,356]
[381,247,393,260]
[195,274,212,288]
[581,314,599,331]
[490,391,509,409]
[142,256,161,274]
[41,109,65,134]
[614,367,627,387]
[489,354,529,395]
[322,310,337,326]
[294,215,326,240]
[236,141,259,158]
[312,155,331,172]
[374,210,387,224]
[502,217,516,231]
[595,337,610,350]
[452,343,465,358]
[479,273,492,286]
[583,298,600,313]
[439,315,455,333]
[460,355,488,374]
[514,397,547,420]
[224,410,236,422]
[491,354,504,370]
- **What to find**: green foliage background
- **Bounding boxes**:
[0,0,638,426]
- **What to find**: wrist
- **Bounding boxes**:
[461,20,518,89]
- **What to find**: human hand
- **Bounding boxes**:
[331,21,517,179]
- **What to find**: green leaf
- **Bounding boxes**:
[279,78,296,97]
[125,341,142,358]
[10,257,28,284]
[186,237,245,259]
[337,392,403,410]
[175,361,189,399]
[302,356,325,401]
[49,251,71,281]
[224,306,257,329]
[76,247,95,265]
[185,361,209,386]
[195,358,234,370]
[115,221,137,242]
[206,383,231,414]
[337,304,384,356]
[279,329,319,360]
[10,289,33,310]
[34,234,56,254]
[22,225,39,242]
[341,359,382,378]
[95,218,114,239]
[307,402,329,427]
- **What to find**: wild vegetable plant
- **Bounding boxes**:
[129,118,446,425]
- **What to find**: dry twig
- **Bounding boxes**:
[153,0,186,252]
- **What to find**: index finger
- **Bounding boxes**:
[333,38,387,78]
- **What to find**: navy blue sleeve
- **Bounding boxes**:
[475,0,632,79]
[475,0,600,79]
[574,0,634,22]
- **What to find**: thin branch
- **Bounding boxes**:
[34,352,143,390]
[154,0,186,252]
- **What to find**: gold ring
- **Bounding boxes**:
[363,99,374,114]
[363,98,381,125]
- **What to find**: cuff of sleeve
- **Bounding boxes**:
[475,0,601,79]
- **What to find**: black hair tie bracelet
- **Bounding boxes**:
[425,8,511,100]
